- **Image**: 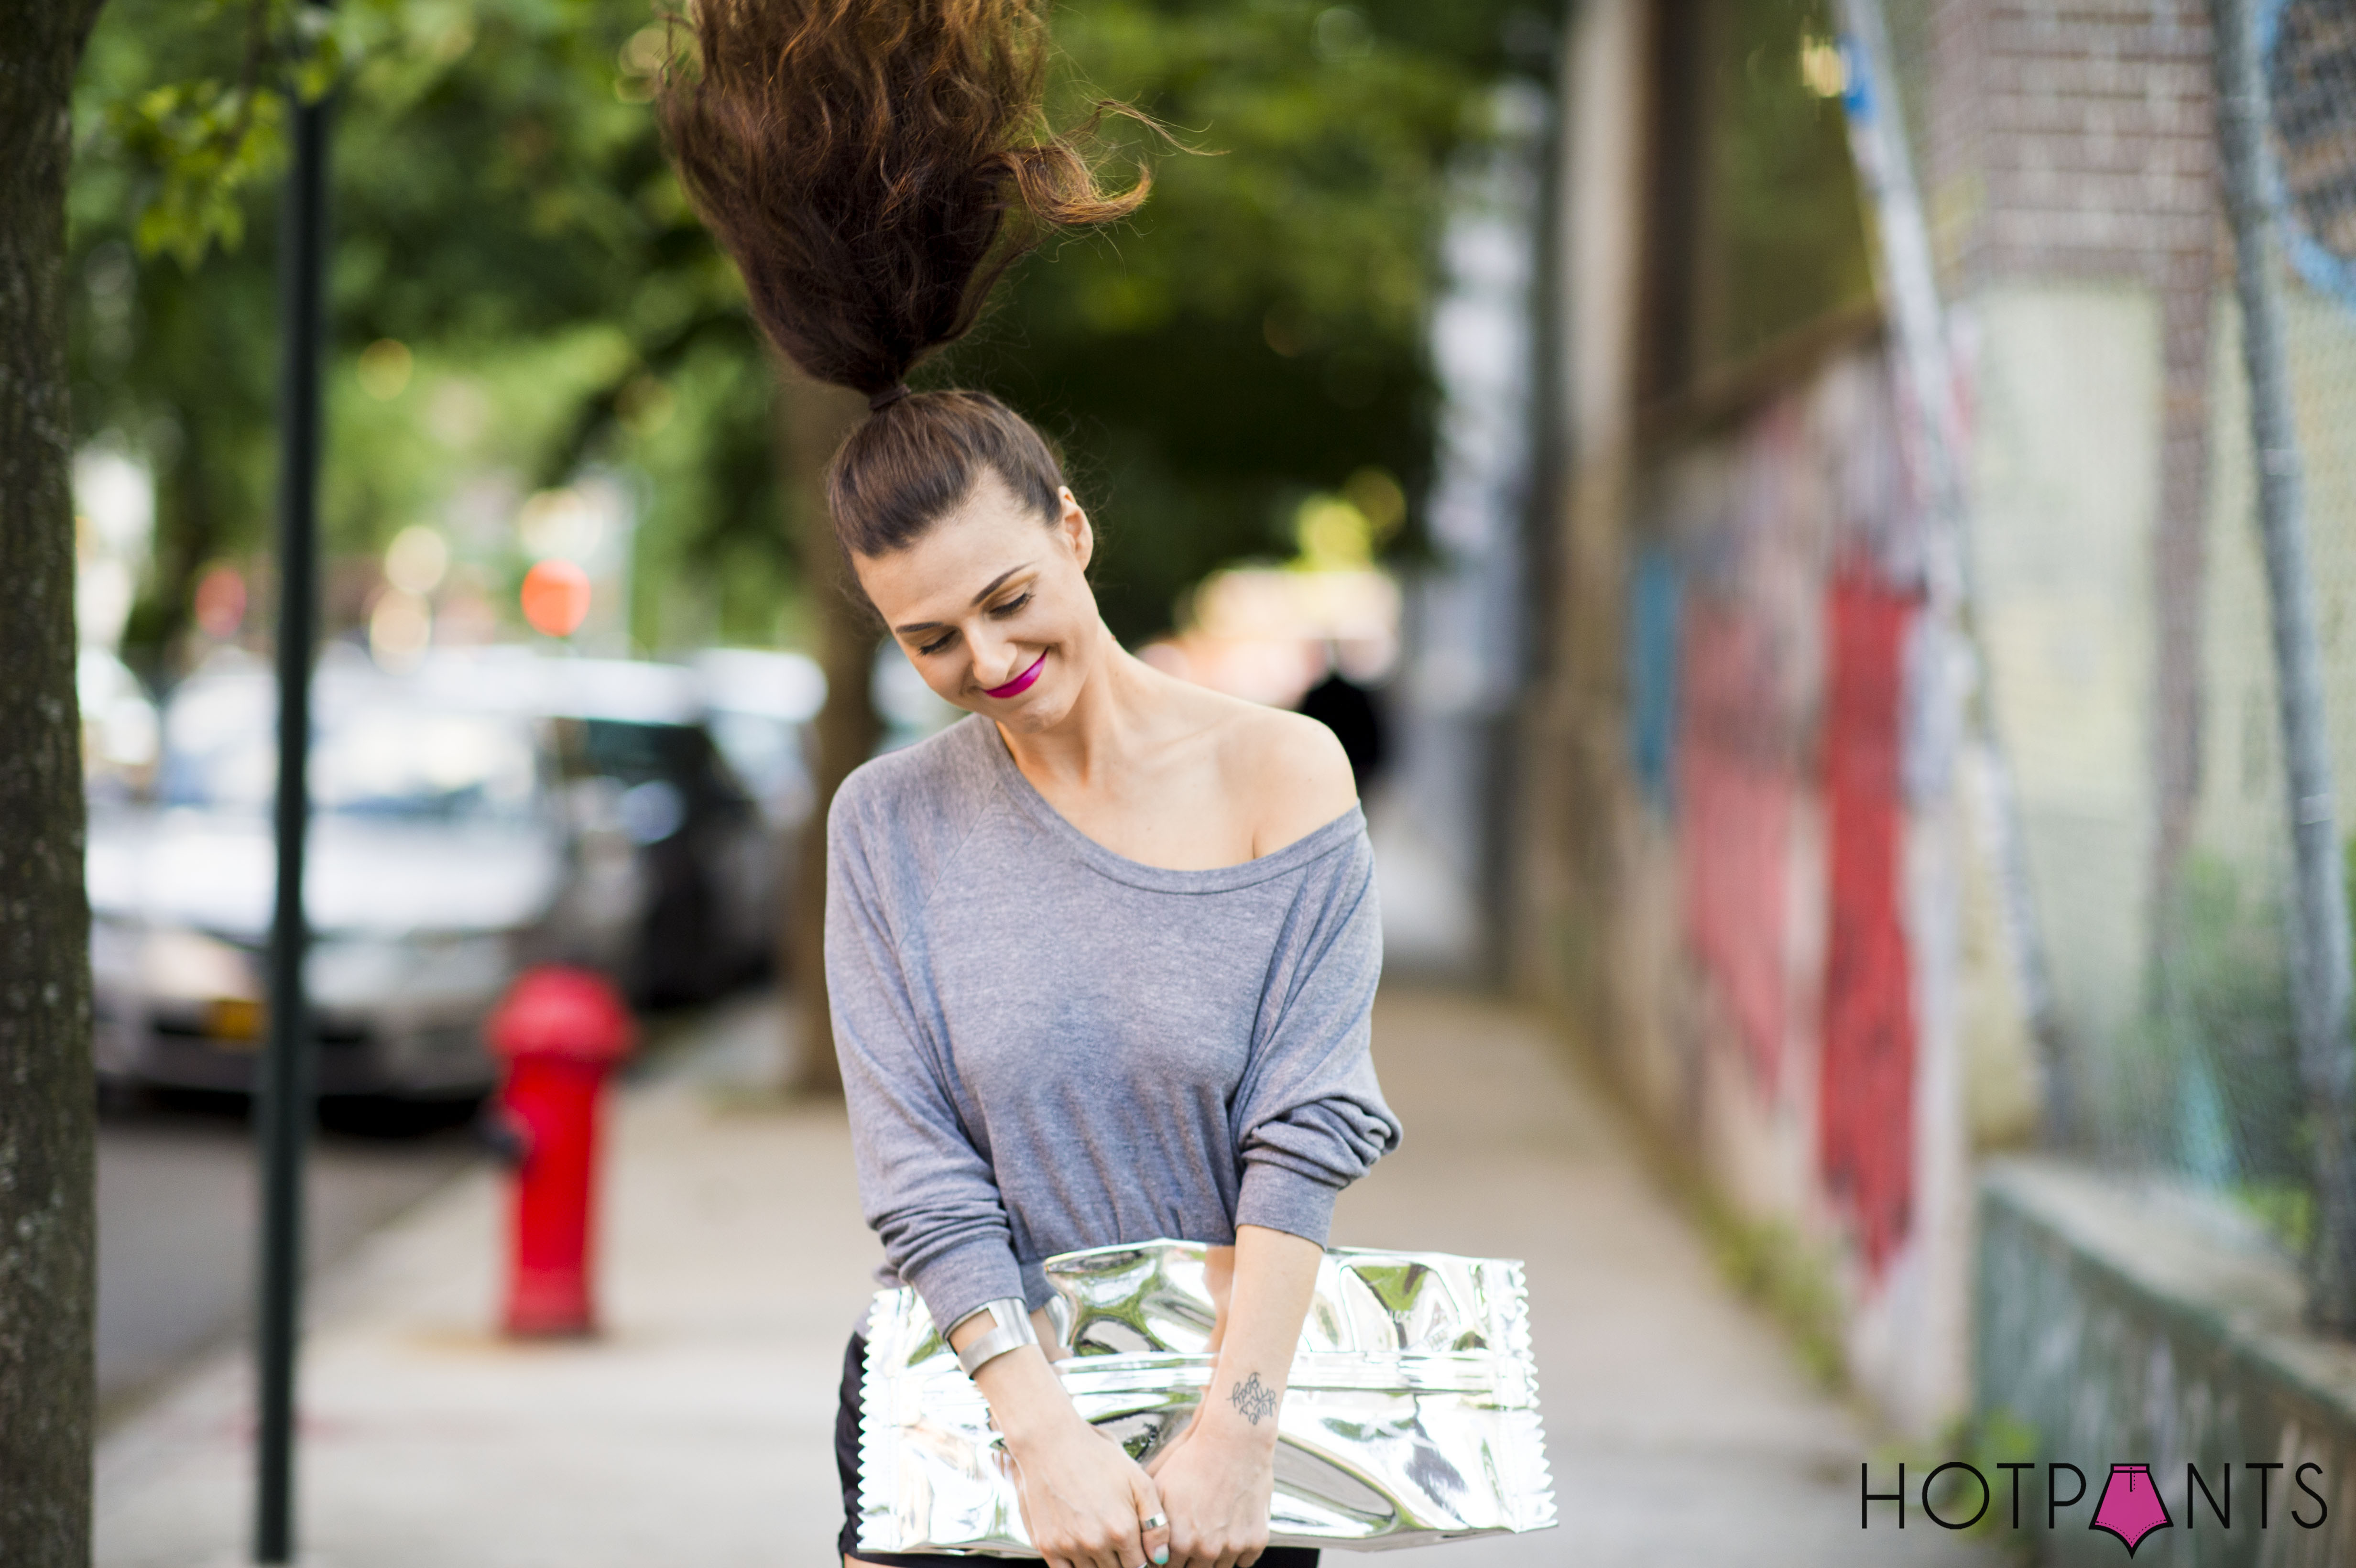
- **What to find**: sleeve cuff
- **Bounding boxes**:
[1234,1158,1342,1247]
[905,1234,1030,1337]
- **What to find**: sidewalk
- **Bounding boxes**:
[95,988,1993,1567]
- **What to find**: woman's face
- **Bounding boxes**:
[853,468,1102,732]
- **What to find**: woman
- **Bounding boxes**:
[661,6,1401,1568]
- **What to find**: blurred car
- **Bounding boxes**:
[79,648,160,806]
[87,652,619,1101]
[480,653,792,1005]
[873,640,964,753]
[693,647,823,829]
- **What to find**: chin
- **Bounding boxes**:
[994,670,1082,731]
[993,692,1070,733]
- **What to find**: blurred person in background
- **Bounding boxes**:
[660,4,1402,1567]
[1294,650,1386,795]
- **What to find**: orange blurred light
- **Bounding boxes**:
[520,558,592,638]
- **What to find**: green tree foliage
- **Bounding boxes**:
[71,0,1554,666]
[74,0,781,662]
[955,0,1555,638]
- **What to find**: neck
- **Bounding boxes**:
[993,619,1156,788]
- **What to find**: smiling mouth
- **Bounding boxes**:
[982,653,1046,700]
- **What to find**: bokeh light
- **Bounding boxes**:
[368,589,431,669]
[519,557,592,639]
[383,525,450,597]
[357,338,414,400]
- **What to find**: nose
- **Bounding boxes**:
[971,629,1026,688]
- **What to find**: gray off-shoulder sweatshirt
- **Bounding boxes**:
[826,714,1401,1336]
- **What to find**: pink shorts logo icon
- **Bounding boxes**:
[2091,1463,2173,1554]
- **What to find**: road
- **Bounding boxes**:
[96,1092,481,1425]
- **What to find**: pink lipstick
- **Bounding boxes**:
[982,653,1046,700]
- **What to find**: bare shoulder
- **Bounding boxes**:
[1221,702,1358,857]
[1123,652,1359,858]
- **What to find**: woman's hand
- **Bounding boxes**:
[1145,1225,1322,1568]
[1144,1417,1276,1568]
[1004,1409,1169,1568]
[962,1328,1168,1568]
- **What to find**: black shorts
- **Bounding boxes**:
[835,1333,1320,1567]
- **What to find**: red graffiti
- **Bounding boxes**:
[1677,599,1792,1087]
[1817,573,1918,1276]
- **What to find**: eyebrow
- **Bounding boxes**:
[892,565,1034,635]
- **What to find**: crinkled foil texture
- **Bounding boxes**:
[857,1240,1556,1554]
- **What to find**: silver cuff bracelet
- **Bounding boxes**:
[949,1297,1037,1377]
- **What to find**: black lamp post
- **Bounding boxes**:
[257,6,331,1558]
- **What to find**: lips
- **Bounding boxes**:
[982,653,1046,700]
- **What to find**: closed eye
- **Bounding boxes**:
[912,590,1032,658]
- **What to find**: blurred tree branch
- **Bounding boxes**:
[97,0,392,266]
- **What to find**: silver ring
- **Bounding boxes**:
[1141,1513,1167,1530]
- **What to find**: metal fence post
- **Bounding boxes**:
[2210,0,2356,1332]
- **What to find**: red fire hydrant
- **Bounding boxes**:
[485,966,635,1338]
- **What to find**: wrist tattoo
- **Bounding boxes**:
[1228,1371,1278,1426]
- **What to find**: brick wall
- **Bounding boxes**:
[1924,0,2220,893]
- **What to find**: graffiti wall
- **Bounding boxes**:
[1612,345,1969,1426]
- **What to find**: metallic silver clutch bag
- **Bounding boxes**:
[855,1240,1556,1554]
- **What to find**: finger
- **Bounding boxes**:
[1136,1509,1171,1568]
[1133,1473,1171,1568]
[1083,1517,1136,1568]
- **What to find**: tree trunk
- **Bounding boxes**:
[128,398,223,672]
[0,3,105,1563]
[775,361,875,1095]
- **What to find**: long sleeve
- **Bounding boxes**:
[826,784,1026,1334]
[1230,829,1401,1243]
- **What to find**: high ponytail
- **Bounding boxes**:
[659,0,1153,556]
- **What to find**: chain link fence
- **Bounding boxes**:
[1912,0,2356,1312]
[2167,0,2356,1311]
[1810,0,2356,1319]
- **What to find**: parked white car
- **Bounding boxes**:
[87,653,629,1101]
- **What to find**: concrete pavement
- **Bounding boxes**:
[1338,992,1988,1567]
[95,988,1994,1566]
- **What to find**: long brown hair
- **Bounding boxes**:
[659,0,1150,556]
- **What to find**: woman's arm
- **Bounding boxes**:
[1148,1225,1323,1568]
[832,793,1165,1568]
[954,1314,1171,1568]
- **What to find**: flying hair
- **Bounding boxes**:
[658,0,1159,556]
